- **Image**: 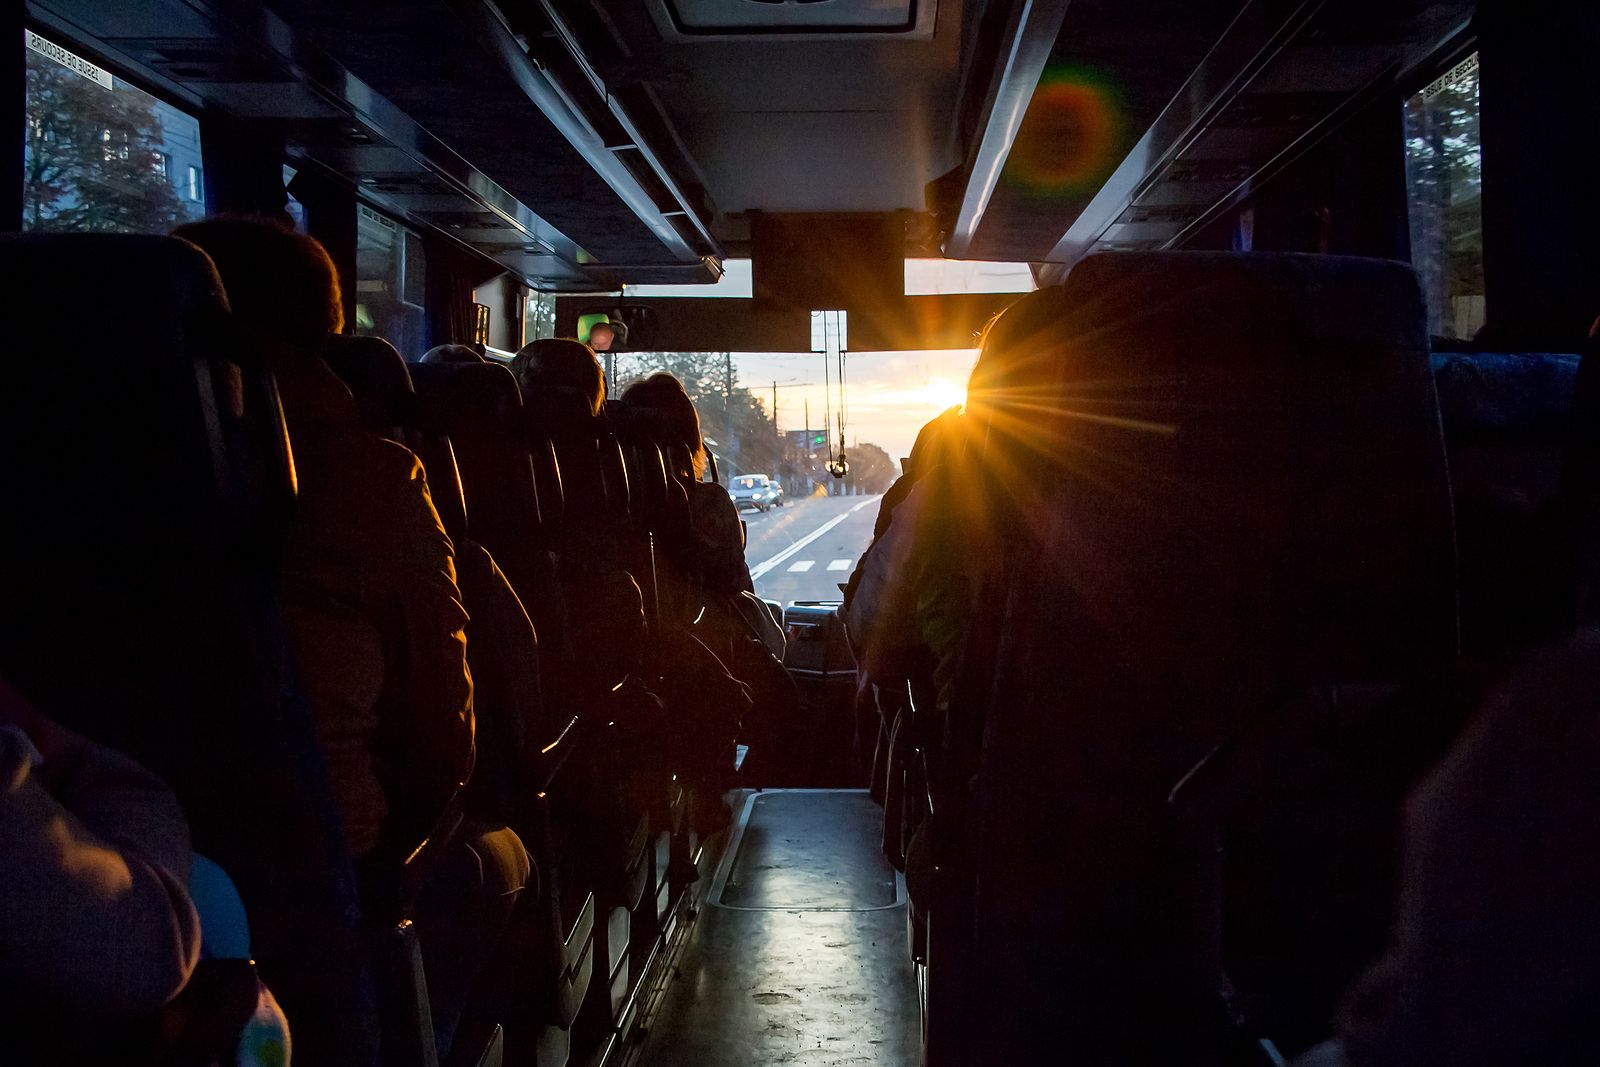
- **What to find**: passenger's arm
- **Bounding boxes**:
[376,448,475,846]
[692,483,755,594]
[0,705,201,1020]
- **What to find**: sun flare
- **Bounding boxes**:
[924,377,967,411]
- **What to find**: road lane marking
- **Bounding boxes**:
[748,497,878,581]
[827,559,853,571]
[786,560,815,572]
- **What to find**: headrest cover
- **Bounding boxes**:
[322,334,416,433]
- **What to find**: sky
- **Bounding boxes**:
[729,348,978,462]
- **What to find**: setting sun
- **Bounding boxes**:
[924,377,967,411]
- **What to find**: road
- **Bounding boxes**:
[739,492,881,606]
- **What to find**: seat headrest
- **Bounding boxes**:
[2,234,286,587]
[322,334,416,434]
[1006,251,1454,729]
[409,360,549,547]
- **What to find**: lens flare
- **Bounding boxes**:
[924,377,967,411]
[1005,65,1125,197]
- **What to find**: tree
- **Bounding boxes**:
[845,442,896,494]
[1403,56,1483,338]
[24,59,189,233]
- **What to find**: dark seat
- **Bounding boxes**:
[325,334,426,448]
[407,359,666,1049]
[956,253,1458,1063]
[1431,351,1582,657]
[0,234,373,1063]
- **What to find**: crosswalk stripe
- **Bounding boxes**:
[748,497,878,580]
[827,559,852,571]
[786,560,815,572]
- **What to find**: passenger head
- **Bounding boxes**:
[621,373,705,480]
[421,343,486,365]
[966,285,1068,413]
[510,338,605,416]
[906,405,963,481]
[587,321,616,352]
[172,216,342,355]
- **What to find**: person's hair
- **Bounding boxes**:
[621,372,705,479]
[509,338,605,415]
[966,285,1067,404]
[172,216,343,349]
[421,343,485,365]
[907,405,962,480]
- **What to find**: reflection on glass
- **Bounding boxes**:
[1405,53,1484,341]
[524,289,557,342]
[354,205,428,360]
[22,30,205,232]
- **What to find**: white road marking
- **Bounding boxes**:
[827,559,853,571]
[787,560,815,572]
[748,497,878,580]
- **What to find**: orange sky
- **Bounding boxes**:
[730,348,979,463]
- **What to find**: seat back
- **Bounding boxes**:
[1433,352,1581,654]
[324,335,422,447]
[410,361,566,667]
[0,234,373,1062]
[966,252,1456,1060]
[321,335,472,542]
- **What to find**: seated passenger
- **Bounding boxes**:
[620,372,753,602]
[0,678,202,1048]
[174,217,473,875]
[843,405,963,689]
[852,289,1062,714]
[173,219,528,1053]
[510,336,606,415]
[1309,628,1600,1067]
[421,343,485,365]
[620,374,799,787]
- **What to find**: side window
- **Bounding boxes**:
[524,288,557,343]
[1404,53,1484,341]
[354,204,429,360]
[22,29,205,232]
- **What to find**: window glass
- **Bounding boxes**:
[624,259,753,298]
[524,289,557,343]
[904,259,1036,295]
[23,29,205,232]
[354,204,428,360]
[1404,53,1484,341]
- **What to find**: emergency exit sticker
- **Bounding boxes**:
[27,30,115,90]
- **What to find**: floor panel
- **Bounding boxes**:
[633,790,919,1066]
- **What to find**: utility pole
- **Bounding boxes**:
[724,351,733,417]
[772,380,778,431]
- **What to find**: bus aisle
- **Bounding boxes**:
[623,790,918,1066]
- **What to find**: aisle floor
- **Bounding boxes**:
[632,790,920,1066]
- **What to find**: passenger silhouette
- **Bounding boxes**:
[511,337,605,415]
[174,218,529,1055]
[0,679,201,1040]
[1320,628,1600,1067]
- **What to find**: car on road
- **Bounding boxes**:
[729,474,783,512]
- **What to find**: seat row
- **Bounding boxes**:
[0,232,740,1067]
[852,251,1599,1064]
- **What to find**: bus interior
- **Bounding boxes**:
[2,1,1599,1065]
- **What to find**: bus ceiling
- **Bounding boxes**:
[21,0,1473,290]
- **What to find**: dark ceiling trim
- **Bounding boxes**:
[943,0,1075,259]
[1043,0,1323,263]
[462,0,722,267]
